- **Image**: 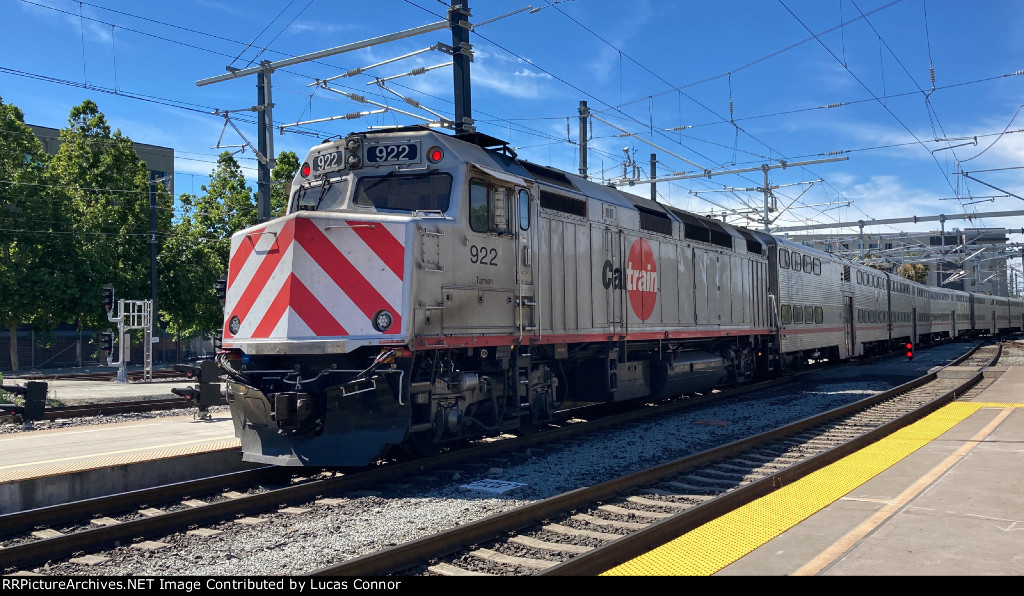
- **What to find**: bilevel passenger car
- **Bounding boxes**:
[215,126,1024,466]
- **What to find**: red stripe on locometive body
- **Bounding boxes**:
[285,275,348,337]
[229,219,296,326]
[227,227,263,287]
[346,220,405,280]
[249,274,348,338]
[250,275,293,338]
[295,218,402,334]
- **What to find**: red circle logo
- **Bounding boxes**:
[627,238,658,321]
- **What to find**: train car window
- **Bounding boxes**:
[804,306,814,323]
[469,179,512,234]
[469,181,489,232]
[792,254,802,272]
[856,271,862,284]
[812,258,821,275]
[354,171,452,213]
[518,189,530,230]
[814,306,823,324]
[780,304,792,325]
[803,255,812,273]
[780,250,790,269]
[793,305,804,323]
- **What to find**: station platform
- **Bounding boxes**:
[604,364,1024,576]
[0,384,246,514]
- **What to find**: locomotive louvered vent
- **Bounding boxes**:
[637,206,673,236]
[678,212,733,249]
[520,161,579,192]
[540,191,587,217]
[736,229,763,254]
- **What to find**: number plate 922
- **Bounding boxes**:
[365,142,420,165]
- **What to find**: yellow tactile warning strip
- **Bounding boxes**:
[0,439,241,484]
[602,402,1023,576]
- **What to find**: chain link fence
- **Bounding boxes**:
[0,328,216,373]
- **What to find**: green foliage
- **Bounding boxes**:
[0,98,68,370]
[898,262,930,284]
[47,99,171,330]
[4,95,299,350]
[271,150,299,218]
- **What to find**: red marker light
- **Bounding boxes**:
[427,146,444,163]
[301,162,311,177]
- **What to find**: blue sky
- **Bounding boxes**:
[2,0,1023,255]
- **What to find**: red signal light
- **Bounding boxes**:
[905,342,914,360]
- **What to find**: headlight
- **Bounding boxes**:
[372,310,393,332]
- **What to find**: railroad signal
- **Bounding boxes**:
[905,342,914,360]
[102,284,115,313]
[214,275,227,307]
[99,330,114,354]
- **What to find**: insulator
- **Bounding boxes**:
[826,103,844,109]
[929,66,936,86]
[729,100,734,121]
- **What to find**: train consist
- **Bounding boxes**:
[215,126,1024,466]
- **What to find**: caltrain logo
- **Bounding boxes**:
[602,237,658,321]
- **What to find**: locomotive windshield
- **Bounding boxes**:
[293,176,347,212]
[353,171,452,213]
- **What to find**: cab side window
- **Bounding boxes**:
[470,179,512,234]
[519,189,531,230]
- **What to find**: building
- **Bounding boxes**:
[27,124,174,197]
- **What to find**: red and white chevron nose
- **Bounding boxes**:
[223,216,406,342]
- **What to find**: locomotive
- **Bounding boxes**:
[215,125,1024,467]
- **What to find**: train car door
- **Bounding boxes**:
[443,175,519,335]
[843,295,855,357]
[515,187,536,337]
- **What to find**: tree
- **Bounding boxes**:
[159,151,254,340]
[47,100,168,331]
[271,150,299,218]
[0,98,61,371]
[898,262,929,284]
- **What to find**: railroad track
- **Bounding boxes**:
[13,369,187,382]
[42,395,226,420]
[307,340,1004,576]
